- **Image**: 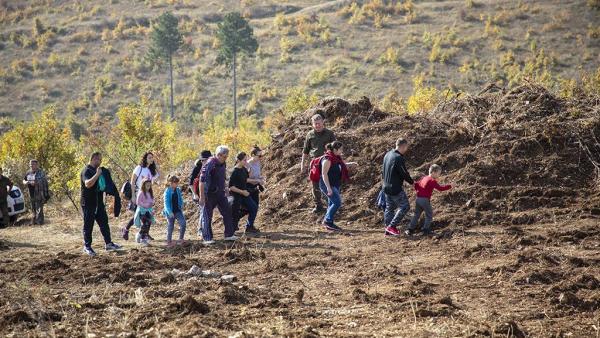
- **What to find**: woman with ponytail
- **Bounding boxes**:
[319,141,356,231]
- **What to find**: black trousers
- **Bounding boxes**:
[82,204,112,247]
[0,199,8,227]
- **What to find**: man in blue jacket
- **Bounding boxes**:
[382,138,414,237]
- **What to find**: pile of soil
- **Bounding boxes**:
[261,83,600,229]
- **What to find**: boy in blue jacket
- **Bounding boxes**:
[163,175,186,246]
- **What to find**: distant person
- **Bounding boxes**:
[319,141,355,231]
[122,152,160,241]
[134,178,155,246]
[0,167,13,229]
[164,175,186,247]
[301,113,336,213]
[382,138,414,237]
[407,164,452,236]
[229,152,260,234]
[190,150,212,202]
[81,152,122,256]
[247,146,265,207]
[22,159,49,225]
[199,145,236,245]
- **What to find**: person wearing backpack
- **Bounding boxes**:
[382,138,414,237]
[121,152,160,241]
[300,113,336,214]
[191,150,211,236]
[317,141,356,231]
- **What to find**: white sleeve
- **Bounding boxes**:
[133,165,142,177]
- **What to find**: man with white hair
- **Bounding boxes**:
[199,145,236,244]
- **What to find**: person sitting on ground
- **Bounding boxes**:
[247,146,265,208]
[229,152,261,235]
[407,164,452,236]
[382,138,414,237]
[199,145,236,245]
[163,175,186,247]
[190,150,212,202]
[301,113,336,214]
[22,159,49,225]
[133,178,155,246]
[81,152,122,256]
[0,167,13,229]
[319,141,357,232]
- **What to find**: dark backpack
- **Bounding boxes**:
[120,181,132,200]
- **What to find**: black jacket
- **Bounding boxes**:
[382,150,414,195]
[189,164,202,186]
[101,167,122,217]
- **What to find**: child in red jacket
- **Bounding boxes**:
[407,164,452,236]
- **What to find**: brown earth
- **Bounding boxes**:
[1,84,600,337]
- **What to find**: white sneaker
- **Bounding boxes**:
[203,240,215,245]
[135,232,142,243]
[224,235,239,242]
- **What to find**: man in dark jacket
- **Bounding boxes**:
[382,138,414,237]
[0,167,13,228]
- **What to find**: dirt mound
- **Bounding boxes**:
[261,83,600,229]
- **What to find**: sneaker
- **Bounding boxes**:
[135,232,142,243]
[83,246,97,257]
[224,235,239,241]
[203,240,215,245]
[121,227,129,241]
[140,239,150,247]
[385,226,401,236]
[404,229,414,236]
[245,226,260,234]
[166,241,176,247]
[105,242,122,251]
[323,221,342,232]
[176,239,185,245]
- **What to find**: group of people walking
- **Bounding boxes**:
[0,160,49,228]
[79,146,266,256]
[302,113,452,236]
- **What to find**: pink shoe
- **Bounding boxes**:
[385,226,400,237]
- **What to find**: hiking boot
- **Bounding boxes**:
[121,227,129,241]
[422,229,434,236]
[245,226,260,234]
[312,206,325,214]
[385,226,401,237]
[105,242,122,251]
[224,235,239,241]
[83,246,97,257]
[323,221,342,232]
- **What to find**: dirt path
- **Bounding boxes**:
[0,213,598,337]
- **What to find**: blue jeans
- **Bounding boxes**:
[166,210,186,242]
[384,191,410,228]
[232,195,258,230]
[319,181,342,224]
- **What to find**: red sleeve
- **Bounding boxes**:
[433,180,452,191]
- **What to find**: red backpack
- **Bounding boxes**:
[193,177,200,196]
[309,156,323,182]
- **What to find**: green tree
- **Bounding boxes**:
[147,12,183,120]
[215,12,259,128]
[0,107,81,211]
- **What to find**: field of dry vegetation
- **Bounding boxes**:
[0,0,598,126]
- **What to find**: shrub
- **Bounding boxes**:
[338,0,417,27]
[379,88,405,114]
[10,59,30,76]
[69,30,99,43]
[377,47,401,65]
[280,86,319,115]
[0,106,81,209]
[406,74,443,114]
[94,75,116,104]
[588,0,600,9]
[201,109,270,163]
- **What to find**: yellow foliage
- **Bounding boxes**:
[406,74,442,114]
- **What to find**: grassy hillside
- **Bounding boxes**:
[0,0,599,129]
